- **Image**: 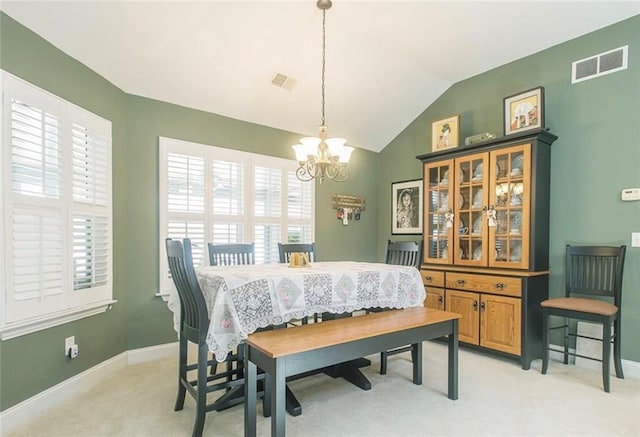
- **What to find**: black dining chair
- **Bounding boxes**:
[378,239,423,375]
[541,244,626,392]
[278,242,316,264]
[166,238,250,437]
[278,242,317,324]
[208,242,255,266]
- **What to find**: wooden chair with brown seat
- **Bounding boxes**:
[378,239,423,375]
[541,244,626,392]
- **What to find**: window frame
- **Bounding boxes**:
[0,70,115,340]
[158,136,315,298]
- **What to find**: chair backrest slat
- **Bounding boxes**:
[278,243,316,263]
[166,238,210,342]
[208,243,255,266]
[565,245,626,306]
[384,240,423,268]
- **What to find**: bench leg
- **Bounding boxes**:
[272,358,287,437]
[263,373,272,417]
[411,342,422,385]
[448,319,459,400]
[244,357,257,437]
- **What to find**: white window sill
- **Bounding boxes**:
[0,300,117,340]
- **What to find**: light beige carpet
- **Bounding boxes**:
[6,341,640,436]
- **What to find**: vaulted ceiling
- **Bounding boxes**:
[2,1,638,152]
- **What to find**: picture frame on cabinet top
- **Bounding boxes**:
[503,86,544,135]
[432,115,460,152]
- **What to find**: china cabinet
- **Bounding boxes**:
[417,129,557,369]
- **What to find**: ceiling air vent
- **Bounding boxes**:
[571,45,628,84]
[271,73,297,90]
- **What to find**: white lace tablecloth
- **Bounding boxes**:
[170,261,425,362]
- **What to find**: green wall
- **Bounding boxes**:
[122,96,380,350]
[1,10,639,413]
[379,15,640,361]
[0,12,129,412]
[0,12,379,410]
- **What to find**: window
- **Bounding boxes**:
[0,71,114,339]
[158,137,314,296]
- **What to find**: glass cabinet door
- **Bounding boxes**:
[489,144,531,269]
[454,153,488,266]
[424,160,453,264]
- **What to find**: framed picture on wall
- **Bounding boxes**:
[391,179,423,235]
[503,86,545,135]
[431,115,460,152]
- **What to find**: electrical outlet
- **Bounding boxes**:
[70,344,79,359]
[65,336,75,357]
[632,232,640,248]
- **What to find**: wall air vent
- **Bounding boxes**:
[271,73,297,90]
[571,45,628,84]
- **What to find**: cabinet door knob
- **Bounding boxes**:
[473,300,478,311]
[457,279,466,285]
[495,282,505,289]
[424,276,433,282]
[438,295,443,303]
[480,301,486,311]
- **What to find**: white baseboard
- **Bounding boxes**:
[0,342,178,435]
[127,341,178,365]
[1,341,638,434]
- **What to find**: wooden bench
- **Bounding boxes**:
[243,307,461,437]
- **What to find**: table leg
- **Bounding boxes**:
[448,319,459,400]
[411,342,423,385]
[244,358,257,437]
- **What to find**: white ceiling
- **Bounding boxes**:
[2,1,639,152]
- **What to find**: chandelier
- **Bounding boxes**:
[293,0,354,183]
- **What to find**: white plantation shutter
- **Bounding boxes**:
[211,159,246,244]
[72,122,109,205]
[10,100,62,198]
[213,160,244,215]
[254,224,281,264]
[1,72,113,336]
[167,220,205,268]
[73,214,108,290]
[286,170,314,243]
[158,137,314,296]
[69,105,112,306]
[8,207,65,321]
[254,166,282,218]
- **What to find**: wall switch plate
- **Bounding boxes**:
[632,232,640,248]
[65,336,75,356]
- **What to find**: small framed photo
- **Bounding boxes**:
[503,86,544,135]
[392,179,423,235]
[432,115,460,152]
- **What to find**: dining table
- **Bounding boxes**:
[167,260,425,414]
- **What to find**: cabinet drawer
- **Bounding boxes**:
[421,270,445,287]
[446,272,521,297]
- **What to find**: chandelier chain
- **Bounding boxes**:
[321,9,326,127]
